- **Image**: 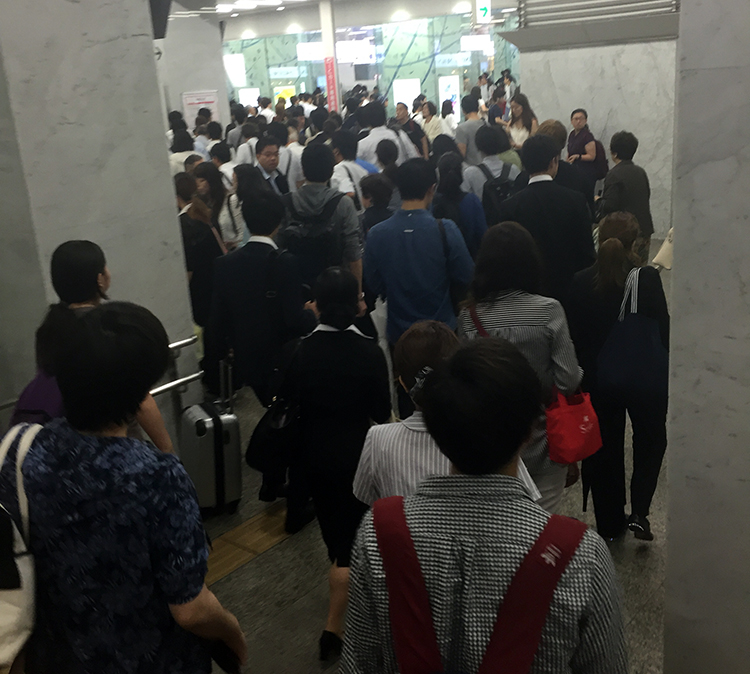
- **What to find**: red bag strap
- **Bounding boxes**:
[477,514,588,674]
[373,496,443,674]
[469,305,490,338]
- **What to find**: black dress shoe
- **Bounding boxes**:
[285,503,316,534]
[628,514,654,541]
[319,630,343,661]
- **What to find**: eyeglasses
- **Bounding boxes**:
[260,152,279,158]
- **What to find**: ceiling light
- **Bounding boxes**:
[452,1,471,13]
[216,4,235,12]
[242,29,257,38]
[286,23,303,33]
[234,0,257,7]
[391,10,410,21]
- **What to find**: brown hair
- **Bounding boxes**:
[536,119,567,153]
[394,321,460,405]
[596,212,641,293]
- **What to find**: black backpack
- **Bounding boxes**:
[279,193,346,290]
[479,162,515,227]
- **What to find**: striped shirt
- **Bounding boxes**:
[342,475,627,674]
[457,290,583,475]
[353,412,541,505]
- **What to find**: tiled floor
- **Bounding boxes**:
[206,256,672,674]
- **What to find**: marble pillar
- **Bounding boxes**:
[664,1,750,672]
[520,41,677,237]
[155,4,232,127]
[0,0,199,429]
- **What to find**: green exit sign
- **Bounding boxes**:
[476,0,491,23]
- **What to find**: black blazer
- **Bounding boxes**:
[205,242,316,402]
[515,161,595,222]
[597,160,653,236]
[497,180,596,301]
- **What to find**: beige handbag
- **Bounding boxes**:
[653,228,674,270]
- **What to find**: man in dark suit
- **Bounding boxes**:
[596,131,654,264]
[514,119,595,220]
[206,191,317,525]
[498,134,595,301]
[254,135,290,196]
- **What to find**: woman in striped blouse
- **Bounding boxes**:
[458,222,582,512]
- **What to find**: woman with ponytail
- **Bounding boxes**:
[282,267,391,661]
[567,212,670,542]
[432,152,487,258]
[12,241,174,453]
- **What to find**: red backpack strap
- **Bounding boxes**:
[469,305,490,338]
[373,496,443,674]
[477,515,588,674]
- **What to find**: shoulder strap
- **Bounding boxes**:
[477,515,588,674]
[478,163,493,182]
[343,165,363,211]
[469,306,490,337]
[500,161,512,181]
[373,496,443,674]
[320,193,346,223]
[618,267,640,321]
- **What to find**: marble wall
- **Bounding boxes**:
[155,4,232,126]
[664,1,750,671]
[0,0,199,421]
[520,40,677,237]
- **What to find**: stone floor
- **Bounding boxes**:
[205,251,672,674]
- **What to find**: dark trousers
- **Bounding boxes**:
[583,391,667,537]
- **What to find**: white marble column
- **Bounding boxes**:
[0,0,199,428]
[664,1,750,672]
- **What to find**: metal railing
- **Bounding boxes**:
[517,0,679,28]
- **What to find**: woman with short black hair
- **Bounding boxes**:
[458,222,582,512]
[283,267,391,661]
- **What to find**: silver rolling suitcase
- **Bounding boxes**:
[179,362,242,515]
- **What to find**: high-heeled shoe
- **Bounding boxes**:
[319,630,343,661]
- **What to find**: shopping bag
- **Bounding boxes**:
[546,389,602,464]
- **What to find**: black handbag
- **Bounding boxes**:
[596,267,669,401]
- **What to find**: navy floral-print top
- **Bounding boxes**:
[0,420,211,674]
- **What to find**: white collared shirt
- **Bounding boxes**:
[527,174,554,185]
[247,235,278,249]
[313,323,368,337]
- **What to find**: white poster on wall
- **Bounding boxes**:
[182,90,220,124]
[392,78,422,108]
[438,75,461,114]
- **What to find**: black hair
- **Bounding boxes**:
[431,134,461,163]
[194,121,208,134]
[376,139,398,169]
[174,172,197,203]
[610,130,639,161]
[360,173,394,209]
[198,107,212,120]
[571,108,588,120]
[242,122,260,140]
[421,339,543,474]
[168,110,183,126]
[206,121,223,140]
[470,86,482,101]
[242,191,286,236]
[313,267,359,331]
[331,130,358,161]
[470,222,542,299]
[302,143,335,183]
[310,107,329,133]
[56,302,170,432]
[233,105,248,124]
[193,161,227,212]
[476,125,511,155]
[184,154,204,171]
[424,101,437,117]
[50,240,107,305]
[209,142,231,164]
[259,97,272,109]
[364,101,387,128]
[171,119,188,133]
[328,111,343,129]
[441,100,454,118]
[266,121,289,146]
[255,135,280,156]
[510,93,536,133]
[345,97,360,114]
[395,158,437,201]
[171,130,194,153]
[520,134,560,174]
[436,152,465,201]
[461,95,479,114]
[233,163,265,204]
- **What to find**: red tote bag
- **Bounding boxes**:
[545,389,602,464]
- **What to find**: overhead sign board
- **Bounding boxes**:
[476,0,491,23]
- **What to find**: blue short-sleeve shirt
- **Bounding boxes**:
[0,420,211,673]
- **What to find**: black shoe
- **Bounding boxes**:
[628,514,654,541]
[258,483,288,502]
[285,503,316,534]
[319,630,343,661]
[599,522,628,544]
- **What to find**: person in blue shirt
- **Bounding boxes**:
[355,157,380,174]
[364,158,474,347]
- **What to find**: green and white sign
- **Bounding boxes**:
[476,0,491,23]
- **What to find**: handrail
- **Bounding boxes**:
[169,335,198,352]
[150,371,203,397]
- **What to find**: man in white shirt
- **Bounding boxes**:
[300,93,317,118]
[235,122,260,166]
[210,143,237,190]
[206,121,223,154]
[331,130,369,214]
[267,121,302,193]
[284,121,306,191]
[357,101,419,166]
[258,97,275,123]
[255,136,290,196]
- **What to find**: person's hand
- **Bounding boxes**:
[357,298,368,318]
[304,300,320,319]
[565,462,580,488]
[567,154,579,163]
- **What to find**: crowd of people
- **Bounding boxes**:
[0,71,668,673]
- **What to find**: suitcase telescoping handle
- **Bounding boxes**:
[218,359,234,414]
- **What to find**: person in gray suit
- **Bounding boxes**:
[596,131,654,264]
